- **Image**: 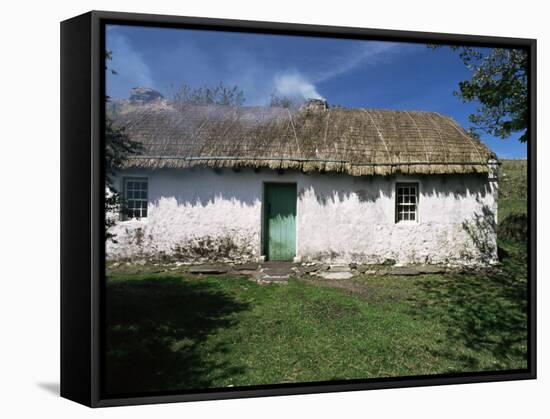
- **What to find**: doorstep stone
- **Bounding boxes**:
[256,262,295,282]
[318,271,355,280]
[328,264,351,273]
[188,265,229,274]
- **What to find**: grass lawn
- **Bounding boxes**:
[499,159,527,221]
[105,241,527,395]
[104,159,528,396]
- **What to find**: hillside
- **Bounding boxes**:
[499,159,528,222]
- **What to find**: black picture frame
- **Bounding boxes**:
[60,10,537,407]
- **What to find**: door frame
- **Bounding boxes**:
[261,181,297,261]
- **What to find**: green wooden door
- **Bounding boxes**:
[264,183,297,261]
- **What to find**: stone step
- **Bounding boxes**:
[255,262,296,283]
[189,265,229,274]
[259,271,290,280]
[259,275,289,281]
[318,271,355,280]
[328,264,351,273]
[255,271,290,283]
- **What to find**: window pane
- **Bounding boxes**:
[122,179,148,219]
[396,183,418,223]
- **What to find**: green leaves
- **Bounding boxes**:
[432,46,528,142]
[104,116,144,242]
[105,49,118,75]
[104,49,144,241]
[104,118,143,241]
[105,119,143,185]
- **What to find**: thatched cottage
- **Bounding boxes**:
[107,90,498,266]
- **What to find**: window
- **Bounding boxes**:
[396,183,418,222]
[123,178,148,219]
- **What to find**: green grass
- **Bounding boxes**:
[105,244,527,395]
[499,159,527,222]
[104,159,528,396]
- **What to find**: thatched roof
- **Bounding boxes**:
[112,99,496,176]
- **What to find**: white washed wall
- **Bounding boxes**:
[106,167,498,266]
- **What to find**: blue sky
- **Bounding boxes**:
[106,24,526,159]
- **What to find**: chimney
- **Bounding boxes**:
[300,98,329,112]
[129,87,164,104]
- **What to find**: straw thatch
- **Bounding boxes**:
[112,100,497,176]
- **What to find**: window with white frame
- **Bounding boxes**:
[123,178,148,219]
[396,183,418,222]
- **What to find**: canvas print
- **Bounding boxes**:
[103,24,529,397]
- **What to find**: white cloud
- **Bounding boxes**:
[273,71,325,100]
[268,41,404,103]
[312,41,402,83]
